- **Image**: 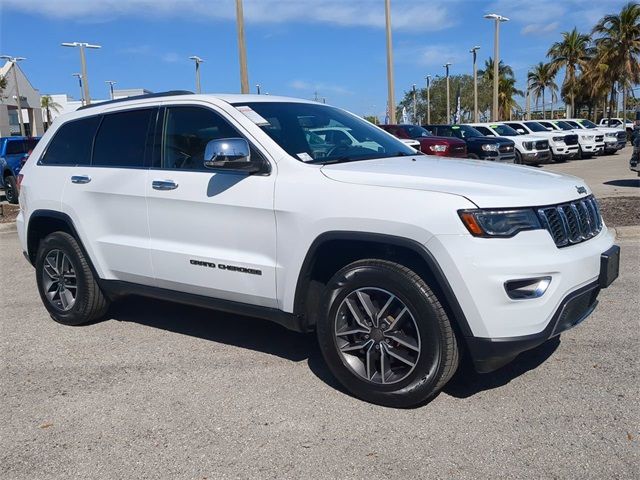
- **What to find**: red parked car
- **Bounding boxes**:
[379,124,467,157]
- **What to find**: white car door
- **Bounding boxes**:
[145,104,277,307]
[60,108,156,284]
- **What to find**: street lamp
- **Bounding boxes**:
[425,75,432,124]
[470,46,480,123]
[443,63,451,124]
[0,55,26,136]
[61,42,101,105]
[483,13,509,121]
[72,73,84,105]
[105,80,116,100]
[236,0,249,93]
[384,0,396,123]
[188,56,204,94]
[256,84,261,94]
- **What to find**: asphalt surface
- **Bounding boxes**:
[1,145,638,479]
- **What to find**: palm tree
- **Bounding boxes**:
[528,62,558,119]
[478,58,514,84]
[547,27,593,117]
[592,1,640,121]
[40,95,61,130]
[498,76,524,120]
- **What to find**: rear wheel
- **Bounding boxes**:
[4,175,18,204]
[514,150,523,164]
[316,259,459,408]
[35,232,109,326]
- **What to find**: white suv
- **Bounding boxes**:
[537,120,604,158]
[566,119,627,153]
[16,92,620,407]
[467,122,551,165]
[503,121,579,161]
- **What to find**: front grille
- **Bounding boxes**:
[499,144,514,153]
[564,134,579,146]
[537,196,603,247]
[535,140,549,150]
[595,135,603,142]
[451,145,466,154]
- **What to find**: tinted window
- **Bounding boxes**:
[162,106,253,170]
[5,140,25,155]
[523,122,549,133]
[490,124,519,136]
[473,126,493,136]
[41,116,101,166]
[93,109,155,168]
[401,125,432,139]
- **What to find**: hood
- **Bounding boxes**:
[466,136,512,145]
[419,135,466,145]
[320,155,591,208]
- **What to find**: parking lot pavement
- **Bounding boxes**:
[1,228,638,479]
[541,145,638,198]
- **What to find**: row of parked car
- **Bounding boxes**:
[379,119,628,166]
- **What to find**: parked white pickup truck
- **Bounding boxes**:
[537,120,604,159]
[466,122,551,165]
[503,121,579,161]
[566,119,627,154]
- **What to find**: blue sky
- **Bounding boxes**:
[0,0,630,118]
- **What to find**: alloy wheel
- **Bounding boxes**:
[42,249,77,311]
[334,287,421,385]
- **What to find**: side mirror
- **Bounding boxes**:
[516,129,525,134]
[546,127,553,131]
[204,138,259,172]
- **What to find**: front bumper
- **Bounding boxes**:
[604,139,626,151]
[551,144,579,158]
[522,150,552,164]
[480,151,515,163]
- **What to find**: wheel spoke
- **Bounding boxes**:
[365,341,375,380]
[43,264,58,281]
[387,307,408,331]
[45,256,58,275]
[377,294,396,322]
[336,327,369,337]
[385,345,416,367]
[56,250,64,274]
[59,288,69,309]
[356,290,379,327]
[345,297,370,330]
[62,288,75,308]
[385,331,420,352]
[341,339,373,353]
[380,343,389,384]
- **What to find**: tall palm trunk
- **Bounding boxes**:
[542,88,546,119]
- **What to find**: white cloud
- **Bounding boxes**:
[2,0,456,31]
[288,79,351,95]
[395,44,466,68]
[521,21,560,36]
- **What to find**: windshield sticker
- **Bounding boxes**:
[490,125,498,128]
[236,105,271,126]
[452,125,460,129]
[297,152,314,162]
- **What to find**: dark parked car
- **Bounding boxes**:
[379,124,467,157]
[423,124,516,163]
[0,136,40,204]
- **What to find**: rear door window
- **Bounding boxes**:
[92,109,155,168]
[40,116,101,166]
[5,140,25,155]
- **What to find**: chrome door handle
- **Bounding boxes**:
[152,180,178,191]
[71,175,91,184]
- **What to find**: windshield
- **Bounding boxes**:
[488,124,519,136]
[554,121,575,131]
[524,121,549,133]
[566,120,583,129]
[578,119,597,129]
[401,125,432,139]
[232,102,414,164]
[438,125,484,139]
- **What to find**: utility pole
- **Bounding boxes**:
[256,84,261,94]
[236,0,249,93]
[189,56,204,93]
[105,80,116,100]
[61,42,101,105]
[484,14,509,121]
[525,77,531,120]
[470,46,480,123]
[0,56,26,136]
[444,63,451,124]
[72,73,84,105]
[425,75,432,125]
[412,84,417,124]
[384,0,396,123]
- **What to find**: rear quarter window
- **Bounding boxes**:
[40,116,101,166]
[5,140,25,155]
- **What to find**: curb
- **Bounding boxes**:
[613,225,640,240]
[0,222,16,233]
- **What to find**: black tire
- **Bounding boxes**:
[514,150,523,165]
[4,175,19,204]
[467,153,479,159]
[316,259,459,408]
[35,232,109,326]
[576,147,583,160]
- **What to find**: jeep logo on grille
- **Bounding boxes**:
[576,186,587,194]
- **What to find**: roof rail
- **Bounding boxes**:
[77,90,194,110]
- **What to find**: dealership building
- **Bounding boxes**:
[0,61,44,137]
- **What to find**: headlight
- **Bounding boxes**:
[429,144,448,152]
[481,143,499,152]
[522,141,534,150]
[458,209,541,237]
[605,132,616,137]
[552,136,565,142]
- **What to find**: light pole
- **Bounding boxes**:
[105,80,116,100]
[425,75,432,124]
[72,73,84,105]
[483,13,509,121]
[470,46,480,122]
[384,0,396,123]
[444,63,451,124]
[256,84,261,94]
[412,84,417,124]
[235,0,249,93]
[0,55,26,136]
[188,56,204,93]
[61,42,101,105]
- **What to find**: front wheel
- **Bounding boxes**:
[514,150,523,164]
[4,175,19,204]
[316,259,459,408]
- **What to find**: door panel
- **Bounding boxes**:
[146,105,277,306]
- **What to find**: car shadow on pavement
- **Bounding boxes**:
[443,337,560,399]
[603,179,639,188]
